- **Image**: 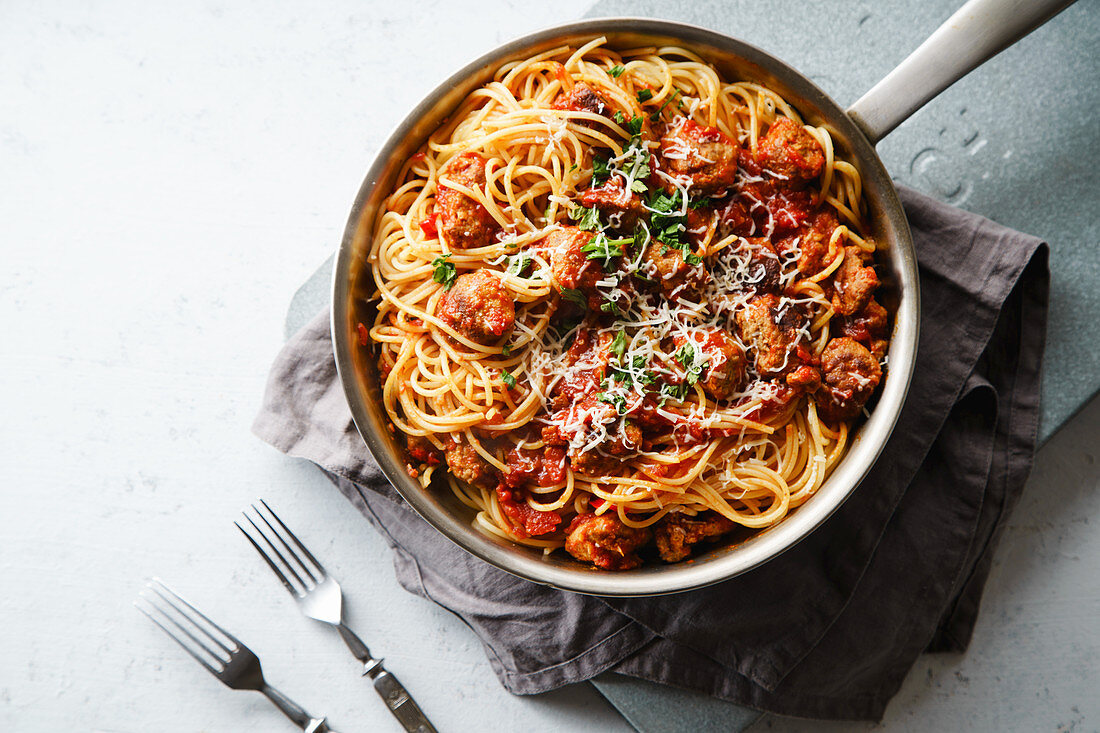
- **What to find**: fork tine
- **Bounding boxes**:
[251,502,321,584]
[147,579,236,657]
[242,510,313,590]
[135,600,221,674]
[236,520,302,597]
[259,499,326,574]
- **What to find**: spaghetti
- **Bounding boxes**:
[363,39,889,570]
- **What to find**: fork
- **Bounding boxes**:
[135,578,336,733]
[237,500,437,733]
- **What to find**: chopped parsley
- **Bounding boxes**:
[505,252,532,277]
[561,288,587,308]
[502,344,512,357]
[674,343,709,386]
[571,205,601,231]
[431,254,457,289]
[591,156,611,187]
[650,88,683,121]
[625,114,644,137]
[581,233,632,270]
[501,371,517,389]
[597,390,628,415]
[607,65,625,78]
[636,89,654,103]
[612,110,625,124]
[646,189,705,265]
[659,382,690,402]
[610,330,627,357]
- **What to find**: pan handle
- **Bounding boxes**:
[846,0,1075,145]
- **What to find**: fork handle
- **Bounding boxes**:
[261,684,332,733]
[369,668,437,733]
[335,625,436,733]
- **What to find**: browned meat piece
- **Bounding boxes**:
[838,298,888,342]
[436,152,498,249]
[658,119,739,195]
[551,81,610,118]
[565,513,651,570]
[543,226,604,310]
[654,512,736,562]
[438,270,515,344]
[786,364,821,393]
[816,337,882,422]
[580,177,646,230]
[735,293,804,377]
[830,246,879,316]
[641,240,707,300]
[673,330,747,400]
[736,237,781,293]
[445,437,496,487]
[716,197,753,237]
[792,209,840,276]
[564,403,643,475]
[755,117,825,183]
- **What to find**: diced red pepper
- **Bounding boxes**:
[420,214,439,239]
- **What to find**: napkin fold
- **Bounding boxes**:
[254,186,1048,720]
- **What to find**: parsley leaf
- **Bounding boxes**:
[505,253,532,277]
[650,88,683,121]
[581,233,631,270]
[501,371,517,389]
[625,115,644,137]
[571,205,601,232]
[675,344,695,368]
[659,382,690,402]
[636,89,654,103]
[600,300,620,316]
[610,331,627,357]
[431,254,457,289]
[612,110,625,124]
[683,251,703,266]
[607,65,625,78]
[561,288,587,308]
[502,344,512,357]
[597,390,628,415]
[591,156,611,187]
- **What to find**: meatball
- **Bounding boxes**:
[816,337,882,422]
[658,120,739,195]
[755,117,826,183]
[437,152,498,249]
[792,209,840,276]
[445,437,496,488]
[565,513,651,570]
[838,297,890,360]
[540,226,605,309]
[551,81,610,118]
[641,239,707,300]
[830,246,879,316]
[438,270,515,344]
[673,329,747,400]
[735,293,804,377]
[838,298,888,343]
[654,512,736,563]
[568,417,643,475]
[580,176,646,230]
[735,237,781,293]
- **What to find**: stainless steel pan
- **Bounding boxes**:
[331,0,1072,596]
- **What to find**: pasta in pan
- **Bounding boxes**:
[362,38,888,569]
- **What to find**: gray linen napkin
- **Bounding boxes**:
[253,186,1048,721]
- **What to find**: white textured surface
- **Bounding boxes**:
[3,1,1098,732]
[0,2,632,731]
